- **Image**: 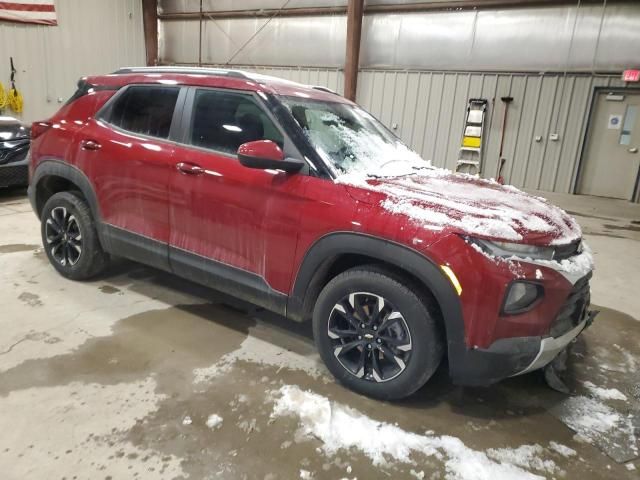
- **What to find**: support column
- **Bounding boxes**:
[142,0,159,66]
[344,0,364,101]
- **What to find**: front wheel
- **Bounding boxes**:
[312,267,444,400]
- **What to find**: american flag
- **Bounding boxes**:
[0,1,57,26]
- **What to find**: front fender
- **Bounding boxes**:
[288,232,469,372]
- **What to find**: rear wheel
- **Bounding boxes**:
[313,267,444,400]
[41,192,109,280]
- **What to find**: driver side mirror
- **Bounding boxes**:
[237,140,305,173]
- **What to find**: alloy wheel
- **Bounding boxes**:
[45,206,83,267]
[327,292,412,383]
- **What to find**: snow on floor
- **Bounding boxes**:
[271,385,562,480]
[614,344,638,372]
[0,377,184,479]
[193,322,327,384]
[582,381,628,401]
[548,441,576,458]
[552,395,638,461]
[206,413,223,430]
[595,344,640,375]
[486,445,559,475]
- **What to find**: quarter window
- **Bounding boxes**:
[189,89,284,154]
[106,86,180,139]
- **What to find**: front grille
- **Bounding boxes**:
[554,240,581,261]
[0,164,28,187]
[550,272,591,337]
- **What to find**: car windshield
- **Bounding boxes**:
[280,96,427,175]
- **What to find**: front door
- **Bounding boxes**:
[578,91,640,200]
[168,88,309,311]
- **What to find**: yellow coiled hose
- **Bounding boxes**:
[0,82,8,110]
[8,86,23,113]
[0,82,22,113]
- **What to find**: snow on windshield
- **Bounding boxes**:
[283,97,427,175]
[307,110,425,174]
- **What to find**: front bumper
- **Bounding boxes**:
[450,308,597,386]
[0,157,28,188]
[513,309,597,376]
[0,141,29,188]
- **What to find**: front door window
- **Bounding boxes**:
[189,89,283,155]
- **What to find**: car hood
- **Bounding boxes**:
[339,167,582,246]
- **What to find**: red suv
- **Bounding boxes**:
[28,67,595,399]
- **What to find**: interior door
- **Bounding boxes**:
[168,88,309,308]
[578,91,640,200]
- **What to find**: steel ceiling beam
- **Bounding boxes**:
[158,1,603,21]
[142,0,159,66]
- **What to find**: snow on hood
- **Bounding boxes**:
[337,162,582,246]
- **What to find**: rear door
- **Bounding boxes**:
[168,87,310,311]
[76,84,184,269]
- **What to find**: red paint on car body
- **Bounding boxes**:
[29,69,592,359]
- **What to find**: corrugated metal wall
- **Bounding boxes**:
[159,2,640,72]
[0,0,145,122]
[356,70,626,193]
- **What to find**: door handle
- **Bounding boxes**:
[629,147,638,154]
[81,139,101,151]
[176,162,204,175]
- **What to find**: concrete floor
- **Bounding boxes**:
[0,186,638,480]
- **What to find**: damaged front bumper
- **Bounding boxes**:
[450,309,598,387]
[513,309,598,377]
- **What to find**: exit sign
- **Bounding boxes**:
[622,69,640,82]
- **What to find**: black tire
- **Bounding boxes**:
[40,191,109,280]
[313,266,444,400]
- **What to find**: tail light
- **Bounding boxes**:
[31,121,52,140]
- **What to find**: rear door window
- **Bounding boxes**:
[188,89,284,155]
[105,86,180,139]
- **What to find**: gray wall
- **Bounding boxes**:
[0,0,145,122]
[159,2,640,72]
[357,70,626,193]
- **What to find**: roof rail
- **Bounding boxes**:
[311,85,339,96]
[112,66,250,79]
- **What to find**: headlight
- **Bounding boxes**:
[470,238,555,261]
